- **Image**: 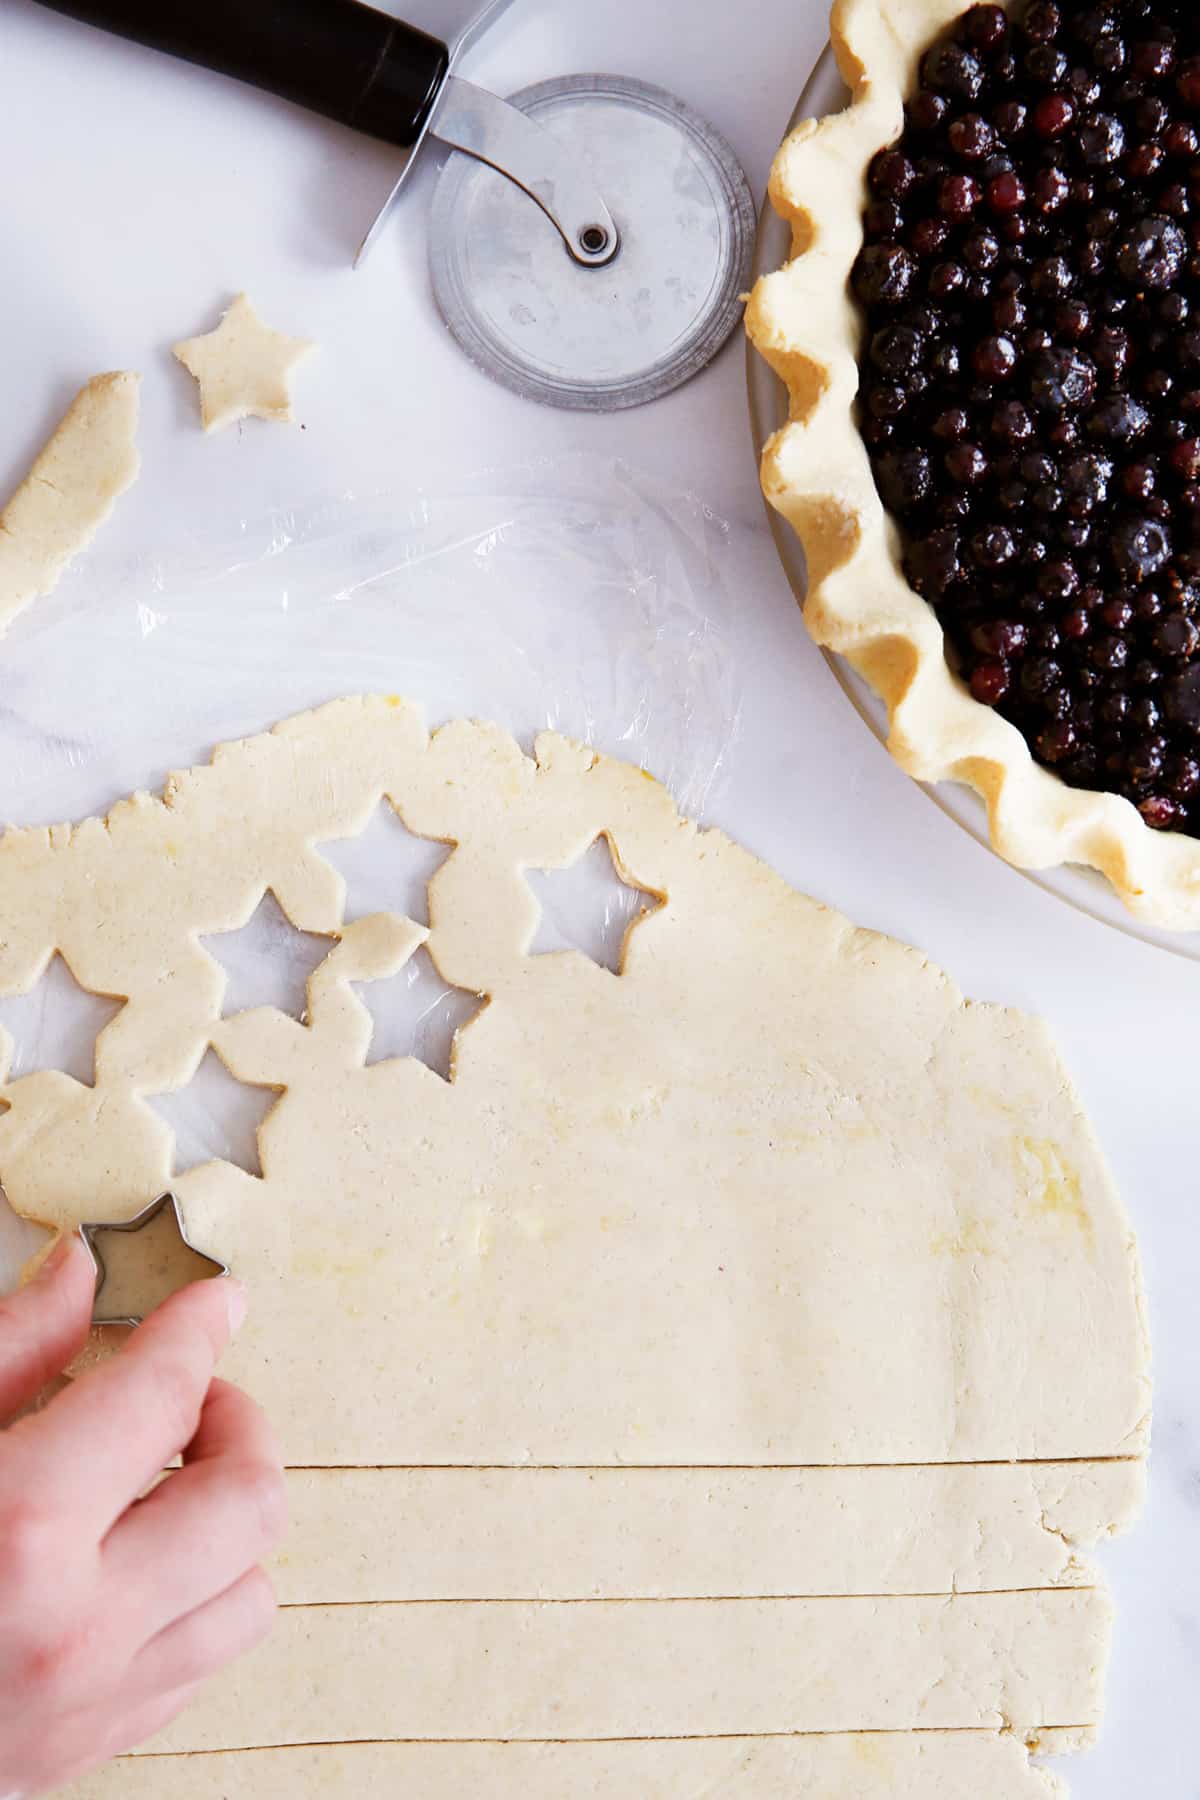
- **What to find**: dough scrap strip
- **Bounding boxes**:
[265,1462,1138,1603]
[128,1592,1109,1754]
[72,1730,1078,1798]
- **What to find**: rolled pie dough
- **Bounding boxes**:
[0,697,1145,1792]
[0,372,139,635]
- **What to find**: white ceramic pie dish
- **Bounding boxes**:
[747,45,1200,962]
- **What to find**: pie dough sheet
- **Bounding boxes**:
[271,1462,1143,1602]
[0,372,139,634]
[69,1732,1072,1798]
[133,1592,1108,1752]
[0,698,1150,1469]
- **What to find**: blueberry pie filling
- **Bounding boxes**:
[852,0,1200,833]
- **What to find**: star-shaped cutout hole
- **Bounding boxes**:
[0,953,124,1087]
[173,292,315,433]
[353,947,484,1083]
[202,892,333,1022]
[82,1193,227,1326]
[525,836,664,974]
[145,1050,278,1180]
[319,802,452,928]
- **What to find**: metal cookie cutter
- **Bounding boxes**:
[79,1191,230,1328]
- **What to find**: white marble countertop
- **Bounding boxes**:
[3,0,1197,1793]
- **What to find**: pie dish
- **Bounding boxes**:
[747,0,1200,929]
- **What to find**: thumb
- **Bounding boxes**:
[0,1234,95,1424]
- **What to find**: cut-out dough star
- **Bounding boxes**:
[173,293,315,433]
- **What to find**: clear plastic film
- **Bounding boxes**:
[2,453,741,828]
[0,455,741,1285]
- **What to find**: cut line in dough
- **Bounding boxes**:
[64,1731,1075,1800]
[0,372,140,635]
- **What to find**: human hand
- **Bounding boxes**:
[0,1235,286,1797]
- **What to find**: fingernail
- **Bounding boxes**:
[34,1234,77,1283]
[223,1278,248,1335]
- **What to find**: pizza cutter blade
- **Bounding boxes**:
[34,0,755,410]
[429,74,756,411]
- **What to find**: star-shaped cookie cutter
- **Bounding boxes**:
[79,1191,230,1328]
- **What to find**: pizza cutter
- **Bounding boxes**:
[36,0,756,410]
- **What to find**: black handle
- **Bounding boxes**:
[35,0,449,148]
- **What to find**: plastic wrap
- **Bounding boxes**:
[2,453,740,829]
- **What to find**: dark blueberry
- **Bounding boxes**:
[963,4,1008,50]
[949,114,996,160]
[1170,440,1200,481]
[865,199,904,240]
[869,324,925,376]
[1110,515,1172,582]
[938,173,982,219]
[870,149,918,198]
[1115,214,1187,288]
[933,406,970,441]
[1056,299,1091,342]
[991,399,1034,443]
[970,658,1012,703]
[971,525,1018,567]
[1079,112,1126,166]
[1176,56,1200,108]
[865,383,909,420]
[1061,452,1111,510]
[1131,41,1174,84]
[1067,68,1104,107]
[1020,1,1060,42]
[921,41,985,99]
[1025,44,1069,85]
[1153,613,1200,661]
[910,216,950,256]
[877,448,934,512]
[1138,795,1183,829]
[1090,324,1130,375]
[1032,92,1075,136]
[928,260,967,298]
[907,91,950,134]
[1163,664,1200,731]
[1165,120,1200,159]
[1087,394,1151,443]
[852,244,917,306]
[974,335,1018,380]
[945,443,990,484]
[992,99,1029,136]
[1031,254,1074,297]
[1032,167,1070,212]
[1168,754,1200,799]
[929,340,964,380]
[1037,720,1078,762]
[986,171,1027,213]
[906,529,963,598]
[1091,634,1130,672]
[1133,93,1170,135]
[1021,450,1056,485]
[1030,348,1097,409]
[994,291,1028,330]
[965,229,1002,272]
